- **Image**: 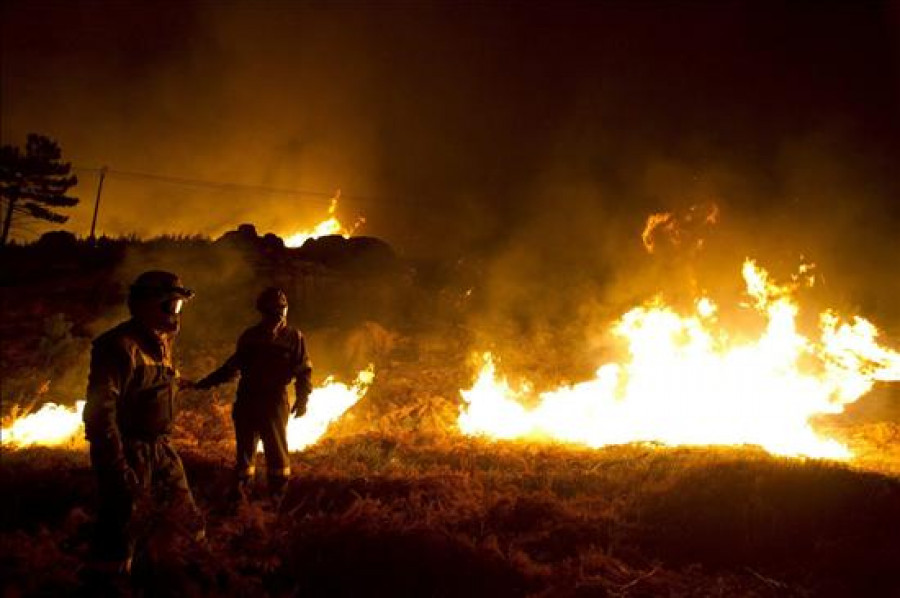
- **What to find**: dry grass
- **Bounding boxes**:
[3,237,900,597]
[2,434,899,597]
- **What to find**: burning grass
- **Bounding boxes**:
[4,226,900,596]
[3,307,900,596]
[459,259,900,461]
[281,194,365,249]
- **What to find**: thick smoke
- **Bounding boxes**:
[3,1,900,359]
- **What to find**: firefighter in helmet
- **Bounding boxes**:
[83,270,204,573]
[195,287,313,501]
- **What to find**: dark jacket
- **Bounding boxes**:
[83,319,179,471]
[197,321,313,410]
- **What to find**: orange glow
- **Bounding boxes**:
[282,192,365,248]
[1,368,375,452]
[286,366,375,451]
[1,401,86,448]
[641,212,675,253]
[641,203,719,254]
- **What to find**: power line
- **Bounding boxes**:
[73,166,354,205]
[71,165,440,210]
[67,165,455,246]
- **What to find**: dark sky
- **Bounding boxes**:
[2,0,899,279]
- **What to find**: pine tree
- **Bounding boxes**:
[0,134,79,245]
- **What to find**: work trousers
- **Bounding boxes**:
[91,436,202,561]
[232,399,292,491]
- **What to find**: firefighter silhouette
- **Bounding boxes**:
[195,287,313,501]
[83,270,204,574]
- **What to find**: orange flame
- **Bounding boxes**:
[459,259,900,459]
[641,213,675,254]
[641,203,719,254]
[286,366,375,451]
[282,192,365,248]
[1,401,86,448]
[1,369,375,452]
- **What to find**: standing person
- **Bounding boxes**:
[194,287,313,502]
[83,270,203,574]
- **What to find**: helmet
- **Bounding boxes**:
[128,271,194,332]
[130,271,194,300]
[256,287,288,319]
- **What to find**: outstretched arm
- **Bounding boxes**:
[195,352,241,390]
[195,333,247,390]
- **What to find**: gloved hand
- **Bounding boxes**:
[292,395,308,418]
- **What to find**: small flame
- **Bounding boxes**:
[641,213,675,254]
[458,259,900,459]
[1,401,86,447]
[696,297,716,319]
[2,369,375,452]
[641,203,719,254]
[283,192,365,248]
[286,366,375,451]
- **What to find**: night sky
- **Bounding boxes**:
[3,1,899,311]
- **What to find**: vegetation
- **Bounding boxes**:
[2,436,899,597]
[2,233,899,597]
[0,134,79,245]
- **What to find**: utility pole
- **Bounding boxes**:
[88,166,107,245]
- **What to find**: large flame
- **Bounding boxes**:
[286,366,375,451]
[459,259,900,459]
[1,369,374,451]
[282,193,365,248]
